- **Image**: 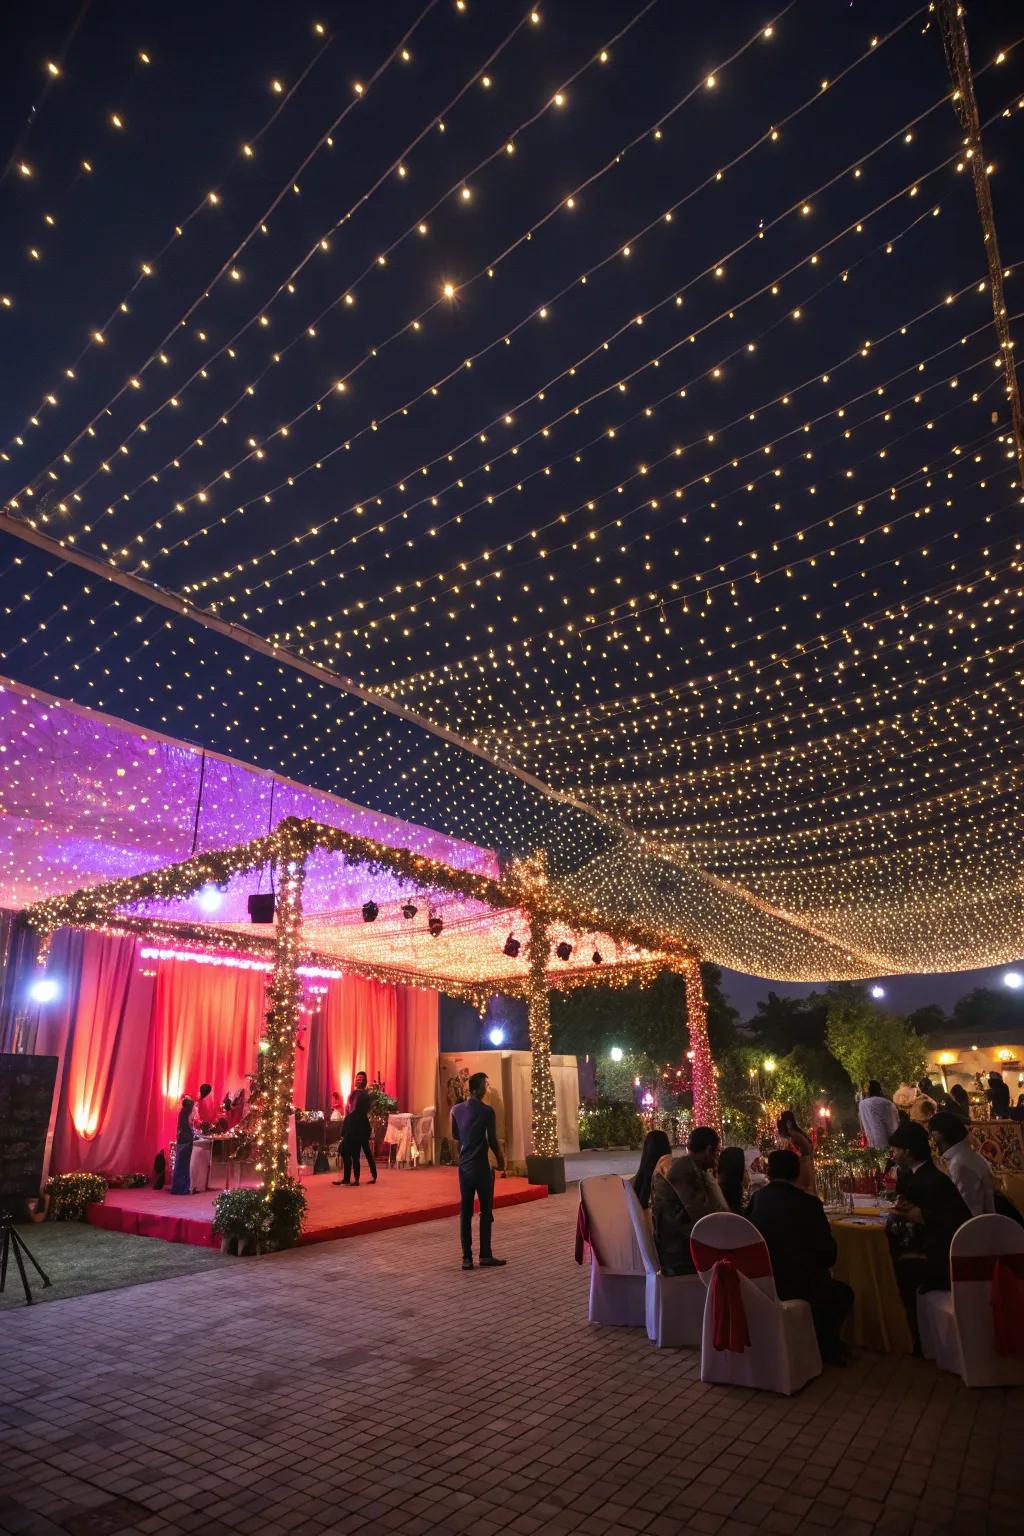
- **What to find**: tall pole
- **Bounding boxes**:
[257,827,306,1194]
[937,0,1024,487]
[681,956,720,1135]
[517,850,559,1160]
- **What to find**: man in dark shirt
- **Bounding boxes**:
[451,1072,505,1270]
[887,1119,970,1342]
[747,1148,854,1364]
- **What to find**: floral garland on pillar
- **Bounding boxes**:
[256,830,305,1194]
[680,955,721,1135]
[516,853,559,1160]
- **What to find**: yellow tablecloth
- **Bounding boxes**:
[830,1215,914,1356]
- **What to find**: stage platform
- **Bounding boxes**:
[85,1168,547,1250]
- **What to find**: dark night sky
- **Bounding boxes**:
[1,1,1022,992]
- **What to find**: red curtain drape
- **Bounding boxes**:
[51,932,156,1175]
[147,957,267,1151]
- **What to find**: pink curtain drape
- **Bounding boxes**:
[397,988,439,1113]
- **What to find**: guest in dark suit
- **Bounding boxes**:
[746,1148,854,1364]
[333,1072,377,1186]
[887,1119,970,1343]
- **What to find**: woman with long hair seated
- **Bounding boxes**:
[632,1128,672,1219]
[777,1109,817,1196]
[717,1145,749,1213]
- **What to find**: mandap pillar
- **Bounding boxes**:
[524,904,565,1193]
[680,955,721,1136]
[257,834,306,1194]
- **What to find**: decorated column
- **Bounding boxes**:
[680,955,720,1135]
[525,903,559,1160]
[257,824,306,1194]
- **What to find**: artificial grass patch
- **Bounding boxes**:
[0,1221,228,1309]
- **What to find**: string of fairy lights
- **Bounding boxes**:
[2,0,1023,1001]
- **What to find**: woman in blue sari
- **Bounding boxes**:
[170,1095,195,1194]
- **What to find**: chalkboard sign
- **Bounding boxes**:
[0,1054,58,1201]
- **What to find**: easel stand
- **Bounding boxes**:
[0,1212,52,1305]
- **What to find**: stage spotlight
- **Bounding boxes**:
[402,902,418,920]
[488,1025,506,1046]
[555,940,573,961]
[428,914,443,937]
[247,892,275,923]
[29,977,58,1004]
[503,933,521,959]
[609,1046,623,1062]
[870,985,886,999]
[1003,970,1023,990]
[592,950,603,965]
[362,901,379,923]
[197,884,224,913]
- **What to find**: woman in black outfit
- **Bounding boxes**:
[632,1129,672,1210]
[334,1071,377,1185]
[717,1146,748,1214]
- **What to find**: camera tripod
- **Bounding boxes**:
[0,1211,52,1305]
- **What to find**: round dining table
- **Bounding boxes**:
[829,1205,914,1355]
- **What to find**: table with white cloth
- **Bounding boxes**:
[383,1110,435,1166]
[829,1206,914,1355]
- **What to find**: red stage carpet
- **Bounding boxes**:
[86,1168,547,1249]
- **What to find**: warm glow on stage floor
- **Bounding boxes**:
[86,1167,547,1249]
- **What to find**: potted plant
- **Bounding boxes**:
[44,1171,108,1221]
[211,1187,273,1255]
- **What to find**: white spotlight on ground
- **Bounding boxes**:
[870,985,886,999]
[609,1046,624,1062]
[1003,970,1023,990]
[29,977,59,1004]
[197,884,224,913]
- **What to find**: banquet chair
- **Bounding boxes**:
[578,1175,645,1327]
[689,1212,822,1394]
[918,1213,1024,1388]
[623,1181,704,1347]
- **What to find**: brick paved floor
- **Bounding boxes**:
[2,1194,1021,1536]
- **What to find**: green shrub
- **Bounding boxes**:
[211,1178,307,1251]
[45,1172,108,1221]
[578,1102,644,1150]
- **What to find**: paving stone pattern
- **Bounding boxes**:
[2,1195,1022,1536]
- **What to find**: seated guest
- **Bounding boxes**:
[986,1071,1011,1119]
[857,1080,899,1148]
[910,1080,938,1125]
[747,1148,854,1364]
[329,1091,345,1122]
[717,1146,748,1214]
[632,1129,672,1216]
[651,1126,726,1276]
[930,1112,994,1217]
[887,1120,971,1341]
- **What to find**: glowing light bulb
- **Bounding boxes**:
[197,885,224,913]
[870,985,886,999]
[488,1025,505,1046]
[1004,971,1023,990]
[29,978,59,1004]
[609,1046,624,1062]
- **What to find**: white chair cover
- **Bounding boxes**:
[918,1213,1024,1388]
[623,1181,704,1348]
[579,1174,645,1328]
[689,1212,822,1394]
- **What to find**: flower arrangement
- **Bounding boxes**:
[44,1171,108,1221]
[103,1172,149,1189]
[367,1076,399,1118]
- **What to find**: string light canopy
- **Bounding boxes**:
[1,0,1023,991]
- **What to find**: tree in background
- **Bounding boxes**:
[825,986,925,1098]
[951,987,1024,1034]
[550,963,738,1065]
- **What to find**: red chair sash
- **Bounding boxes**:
[992,1258,1024,1357]
[950,1252,1024,1282]
[691,1236,772,1280]
[575,1201,603,1267]
[710,1260,750,1353]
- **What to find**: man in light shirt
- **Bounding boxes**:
[930,1112,994,1216]
[857,1080,900,1148]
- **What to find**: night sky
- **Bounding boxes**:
[2,1,1022,994]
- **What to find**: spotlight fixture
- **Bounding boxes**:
[503,933,521,959]
[197,884,224,914]
[428,913,443,937]
[401,902,418,920]
[555,940,573,962]
[592,950,603,965]
[247,892,275,924]
[361,901,379,923]
[29,977,59,1004]
[488,1025,506,1047]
